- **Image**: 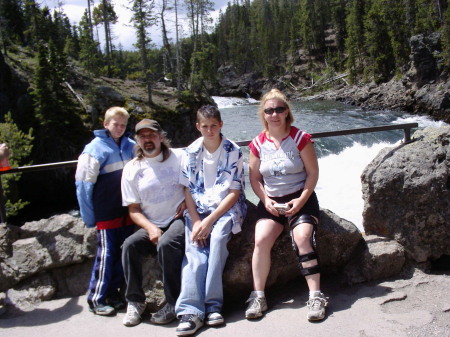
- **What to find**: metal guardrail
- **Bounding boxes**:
[235,122,418,147]
[0,123,418,223]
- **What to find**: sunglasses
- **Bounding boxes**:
[264,106,287,115]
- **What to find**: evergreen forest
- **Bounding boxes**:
[1,0,449,91]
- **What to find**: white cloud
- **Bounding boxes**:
[45,0,230,51]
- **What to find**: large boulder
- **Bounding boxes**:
[223,205,364,298]
[0,215,95,292]
[361,126,450,263]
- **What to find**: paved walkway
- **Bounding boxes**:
[1,270,449,337]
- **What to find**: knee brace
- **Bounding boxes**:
[289,215,320,276]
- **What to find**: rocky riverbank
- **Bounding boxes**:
[216,33,449,124]
[299,79,449,124]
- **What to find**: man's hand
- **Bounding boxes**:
[175,201,186,219]
[147,226,163,245]
[128,203,162,245]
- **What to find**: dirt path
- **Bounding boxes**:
[0,269,449,337]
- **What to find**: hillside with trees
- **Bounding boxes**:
[0,0,449,224]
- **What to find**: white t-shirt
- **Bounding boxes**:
[249,126,313,197]
[201,141,223,207]
[121,148,185,227]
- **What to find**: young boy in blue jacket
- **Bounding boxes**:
[75,106,135,315]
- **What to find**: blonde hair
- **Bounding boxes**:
[104,106,129,124]
[258,89,294,132]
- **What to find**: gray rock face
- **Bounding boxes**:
[0,215,95,292]
[360,235,406,281]
[409,33,441,87]
[216,64,268,97]
[361,126,450,263]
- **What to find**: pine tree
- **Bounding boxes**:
[158,0,175,83]
[23,0,42,46]
[442,2,450,71]
[299,0,327,55]
[78,11,102,75]
[31,40,89,163]
[345,0,367,83]
[0,0,25,50]
[383,0,410,73]
[93,0,118,76]
[415,0,441,34]
[330,0,347,53]
[129,0,156,104]
[185,0,214,91]
[0,112,34,219]
[365,0,395,83]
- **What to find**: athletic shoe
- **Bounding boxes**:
[245,295,268,319]
[176,314,204,336]
[205,312,224,326]
[306,293,328,321]
[89,304,116,316]
[123,301,146,327]
[150,302,176,325]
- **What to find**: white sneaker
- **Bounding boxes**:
[123,301,146,327]
[306,293,328,321]
[176,314,204,336]
[150,302,176,325]
[245,295,268,319]
[205,312,224,326]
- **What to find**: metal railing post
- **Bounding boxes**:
[403,127,412,143]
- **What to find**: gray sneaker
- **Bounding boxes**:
[123,301,146,327]
[150,302,176,325]
[306,293,328,321]
[90,304,116,316]
[245,295,268,319]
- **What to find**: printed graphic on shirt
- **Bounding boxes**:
[137,165,180,204]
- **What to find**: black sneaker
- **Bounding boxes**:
[176,314,204,336]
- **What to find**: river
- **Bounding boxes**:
[213,96,447,231]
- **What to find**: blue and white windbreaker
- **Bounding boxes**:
[75,129,135,228]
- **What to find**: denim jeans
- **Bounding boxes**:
[175,213,233,320]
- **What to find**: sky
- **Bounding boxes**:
[44,0,230,51]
